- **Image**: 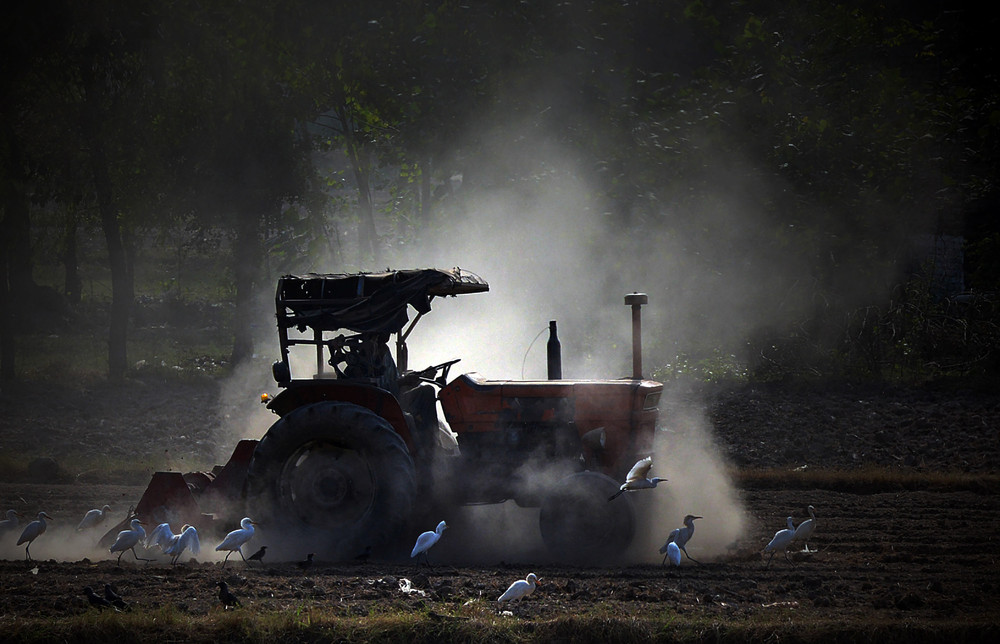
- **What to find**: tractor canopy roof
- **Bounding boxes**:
[276,268,489,334]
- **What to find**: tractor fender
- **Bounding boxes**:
[264,381,414,450]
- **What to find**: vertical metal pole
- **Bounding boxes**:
[624,292,648,379]
[315,327,324,375]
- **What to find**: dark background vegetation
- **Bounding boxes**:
[1,0,998,386]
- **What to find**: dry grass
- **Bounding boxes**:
[1,607,997,644]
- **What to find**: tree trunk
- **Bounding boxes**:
[337,106,378,263]
[84,79,131,381]
[0,128,33,380]
[230,209,261,365]
[0,247,13,381]
[62,207,82,304]
[419,153,432,225]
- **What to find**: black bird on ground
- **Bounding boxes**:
[247,545,267,565]
[217,581,241,608]
[84,586,113,610]
[104,583,130,611]
[296,553,315,571]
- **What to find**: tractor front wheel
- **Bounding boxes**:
[539,471,635,563]
[245,402,416,561]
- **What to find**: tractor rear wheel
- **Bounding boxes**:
[245,402,416,561]
[539,471,635,563]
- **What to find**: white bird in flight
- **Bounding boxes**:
[77,505,112,532]
[609,456,666,500]
[215,517,256,568]
[0,509,24,536]
[16,511,53,561]
[792,505,817,552]
[109,518,151,565]
[763,516,796,568]
[410,520,447,564]
[660,514,702,565]
[165,525,200,565]
[498,572,540,610]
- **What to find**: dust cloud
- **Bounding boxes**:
[209,107,834,563]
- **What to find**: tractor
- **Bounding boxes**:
[111,268,663,563]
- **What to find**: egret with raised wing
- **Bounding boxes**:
[165,524,200,564]
[146,522,176,551]
[608,456,666,501]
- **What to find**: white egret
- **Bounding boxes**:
[763,516,796,568]
[146,522,176,550]
[164,525,200,565]
[659,514,702,565]
[215,517,256,568]
[76,505,112,532]
[109,519,151,565]
[792,505,817,552]
[608,456,666,501]
[410,520,447,564]
[663,541,682,566]
[498,572,540,611]
[0,509,24,536]
[16,511,53,561]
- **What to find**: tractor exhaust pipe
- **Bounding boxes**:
[624,292,648,379]
[547,320,562,379]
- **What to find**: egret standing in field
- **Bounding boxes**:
[215,517,256,568]
[76,505,112,532]
[410,520,447,565]
[792,505,817,552]
[165,524,200,565]
[16,511,53,561]
[498,572,540,613]
[0,509,24,537]
[659,514,702,565]
[109,518,151,565]
[608,456,667,501]
[763,516,797,568]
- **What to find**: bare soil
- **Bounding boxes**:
[1,377,999,640]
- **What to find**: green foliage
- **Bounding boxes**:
[4,0,999,383]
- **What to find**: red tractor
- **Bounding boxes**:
[115,268,663,563]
